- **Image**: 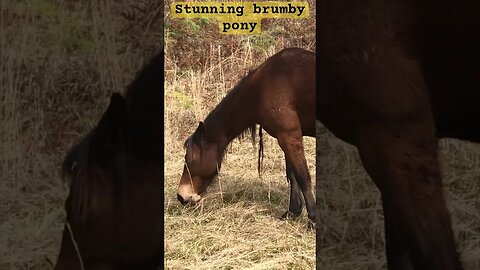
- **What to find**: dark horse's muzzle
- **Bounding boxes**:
[176,191,202,206]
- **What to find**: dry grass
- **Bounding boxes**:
[316,122,480,270]
[0,0,161,269]
[164,2,316,268]
[164,133,316,269]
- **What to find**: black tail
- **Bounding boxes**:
[258,126,264,177]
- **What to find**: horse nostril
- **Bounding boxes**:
[177,194,188,205]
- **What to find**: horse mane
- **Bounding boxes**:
[201,66,265,175]
[124,51,163,102]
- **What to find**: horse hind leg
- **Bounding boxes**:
[356,120,463,270]
[280,158,303,219]
[276,128,316,229]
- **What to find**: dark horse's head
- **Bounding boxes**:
[55,52,163,270]
[177,122,222,205]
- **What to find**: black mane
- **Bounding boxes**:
[191,66,264,175]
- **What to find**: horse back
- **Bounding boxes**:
[253,48,316,137]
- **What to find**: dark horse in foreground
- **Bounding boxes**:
[318,1,480,269]
[55,52,163,269]
[177,48,316,227]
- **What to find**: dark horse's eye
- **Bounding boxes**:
[70,161,78,172]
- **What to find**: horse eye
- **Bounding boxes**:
[70,161,78,172]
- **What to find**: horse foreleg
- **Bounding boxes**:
[356,122,462,270]
[280,158,303,219]
[383,200,415,270]
[277,130,316,229]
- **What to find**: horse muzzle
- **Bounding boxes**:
[177,193,202,206]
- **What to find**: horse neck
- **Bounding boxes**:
[203,81,256,156]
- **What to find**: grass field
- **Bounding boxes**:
[164,117,316,269]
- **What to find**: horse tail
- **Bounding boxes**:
[258,125,264,177]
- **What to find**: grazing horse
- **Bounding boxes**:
[318,1,480,269]
[55,52,163,269]
[176,48,316,227]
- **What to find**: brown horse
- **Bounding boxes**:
[177,48,316,228]
[55,52,163,269]
[318,1,480,269]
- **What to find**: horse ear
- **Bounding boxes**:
[91,93,128,155]
[192,121,205,146]
[193,121,205,138]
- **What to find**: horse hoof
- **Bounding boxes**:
[279,210,301,220]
